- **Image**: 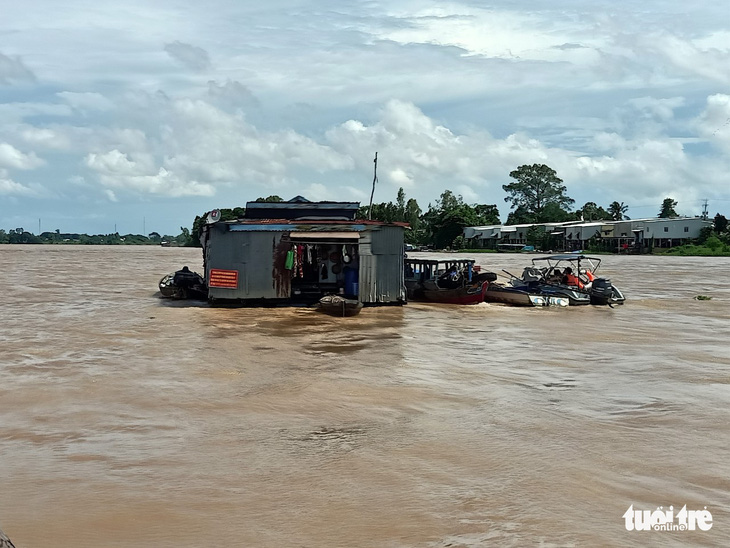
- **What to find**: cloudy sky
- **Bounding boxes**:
[2,1,730,235]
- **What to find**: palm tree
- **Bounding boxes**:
[608,201,628,221]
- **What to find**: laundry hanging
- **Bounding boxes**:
[296,245,304,277]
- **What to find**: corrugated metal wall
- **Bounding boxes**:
[359,226,405,304]
[207,228,288,301]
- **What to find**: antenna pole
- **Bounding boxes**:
[368,152,378,220]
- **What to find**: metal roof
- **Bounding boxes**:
[289,231,360,240]
[245,201,360,210]
[223,218,409,227]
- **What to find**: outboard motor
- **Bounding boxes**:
[590,277,614,305]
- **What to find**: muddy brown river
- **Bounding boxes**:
[1,245,729,547]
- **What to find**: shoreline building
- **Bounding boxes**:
[464,217,712,253]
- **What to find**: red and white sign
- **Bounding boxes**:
[208,269,239,289]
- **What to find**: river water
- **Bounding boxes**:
[1,245,728,547]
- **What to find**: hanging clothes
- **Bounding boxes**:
[297,245,304,278]
[321,262,328,280]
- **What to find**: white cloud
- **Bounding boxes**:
[644,32,730,85]
[20,127,72,149]
[0,175,38,197]
[388,168,415,188]
[0,143,45,169]
[85,150,215,197]
[302,182,328,201]
[695,94,730,152]
[626,97,685,122]
[455,184,479,203]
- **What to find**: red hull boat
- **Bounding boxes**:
[421,280,488,305]
[405,258,494,305]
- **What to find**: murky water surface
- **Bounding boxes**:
[1,245,729,547]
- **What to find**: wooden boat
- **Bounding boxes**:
[405,258,493,305]
[421,279,488,305]
[318,294,363,317]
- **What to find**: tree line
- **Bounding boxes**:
[0,228,192,246]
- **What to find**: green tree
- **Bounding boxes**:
[658,198,678,218]
[254,195,284,202]
[177,227,192,246]
[7,231,42,244]
[525,225,545,248]
[396,188,406,219]
[714,213,728,234]
[505,205,533,225]
[474,204,501,225]
[608,201,629,221]
[502,164,574,223]
[577,201,611,221]
[424,191,499,249]
[404,198,422,244]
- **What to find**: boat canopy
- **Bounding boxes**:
[531,254,597,261]
[405,258,476,266]
[530,254,602,272]
[404,258,478,280]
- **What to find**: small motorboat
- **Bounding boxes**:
[318,294,363,317]
[484,282,568,307]
[508,255,625,306]
[159,266,208,300]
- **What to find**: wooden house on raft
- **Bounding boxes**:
[199,196,407,306]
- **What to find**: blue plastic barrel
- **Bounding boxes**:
[343,267,359,298]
